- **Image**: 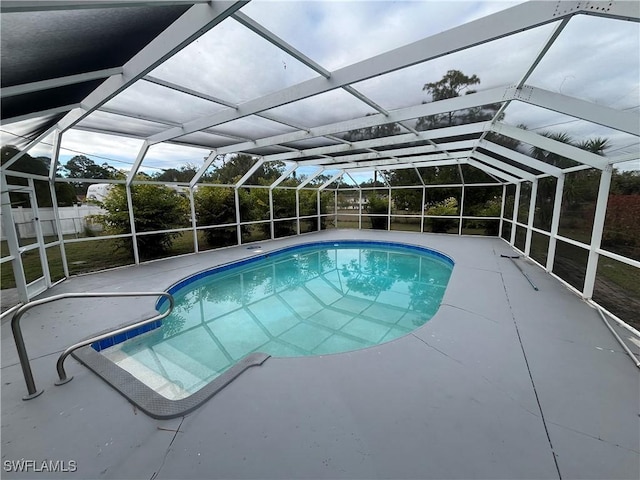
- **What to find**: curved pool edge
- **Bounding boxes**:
[156,239,455,311]
[72,347,270,419]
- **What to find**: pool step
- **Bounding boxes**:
[102,347,193,400]
[152,342,220,385]
[104,341,220,397]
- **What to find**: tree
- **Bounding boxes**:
[152,164,198,183]
[416,70,500,130]
[1,145,77,206]
[424,70,480,101]
[62,155,117,196]
[612,170,640,195]
[98,183,189,258]
[207,154,285,185]
[382,168,423,213]
[343,116,401,142]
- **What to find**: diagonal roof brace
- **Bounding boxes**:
[235,158,266,188]
[295,140,476,167]
[296,168,325,190]
[477,139,562,176]
[490,123,609,170]
[471,151,535,181]
[260,122,489,163]
[467,158,520,184]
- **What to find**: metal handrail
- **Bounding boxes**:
[11,292,174,400]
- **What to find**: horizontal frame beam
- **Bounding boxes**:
[1,67,123,98]
[1,0,209,13]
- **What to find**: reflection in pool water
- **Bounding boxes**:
[105,243,453,398]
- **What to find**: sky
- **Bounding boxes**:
[7,0,639,175]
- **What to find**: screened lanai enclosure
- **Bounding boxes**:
[1,0,639,332]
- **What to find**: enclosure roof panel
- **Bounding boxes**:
[1,1,638,180]
[0,5,190,122]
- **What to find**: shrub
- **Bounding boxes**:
[194,186,249,247]
[477,198,502,235]
[425,197,458,233]
[601,194,640,258]
[366,194,389,229]
[97,184,189,258]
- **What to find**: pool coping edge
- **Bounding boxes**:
[72,347,270,419]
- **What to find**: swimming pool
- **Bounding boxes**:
[90,241,453,409]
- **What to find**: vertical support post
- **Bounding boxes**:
[235,187,242,244]
[510,182,521,245]
[583,166,612,299]
[189,186,198,253]
[316,190,321,231]
[125,184,139,264]
[458,184,465,235]
[48,128,69,278]
[524,178,538,257]
[498,184,507,238]
[546,173,565,272]
[1,174,29,302]
[333,188,338,228]
[295,189,301,235]
[48,129,62,182]
[28,178,52,287]
[269,189,275,239]
[420,187,426,233]
[358,189,363,230]
[387,187,391,231]
[49,182,70,278]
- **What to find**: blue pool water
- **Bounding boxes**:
[104,241,453,397]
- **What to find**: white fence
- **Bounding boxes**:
[4,205,105,240]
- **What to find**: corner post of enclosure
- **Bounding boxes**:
[189,186,198,253]
[48,129,70,278]
[583,165,612,299]
[510,182,521,245]
[524,178,538,257]
[498,184,507,238]
[546,173,565,272]
[1,173,29,303]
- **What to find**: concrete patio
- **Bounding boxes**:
[1,230,638,479]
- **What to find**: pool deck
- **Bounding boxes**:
[1,230,639,479]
